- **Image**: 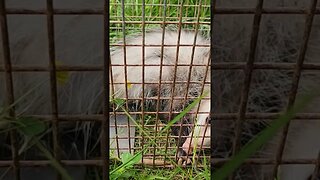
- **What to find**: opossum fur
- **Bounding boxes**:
[109,29,211,156]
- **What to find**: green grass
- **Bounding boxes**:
[3,88,317,180]
[110,0,211,43]
[0,1,317,180]
[109,87,320,180]
[109,92,211,179]
[109,1,211,179]
[0,111,73,180]
[108,2,320,179]
[212,88,319,180]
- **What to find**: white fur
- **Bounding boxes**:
[110,29,211,154]
[1,5,318,178]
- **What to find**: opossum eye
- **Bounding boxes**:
[154,51,163,58]
[205,115,211,124]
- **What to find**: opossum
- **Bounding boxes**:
[0,16,210,162]
[109,29,211,159]
[1,12,319,179]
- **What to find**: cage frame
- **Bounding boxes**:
[0,0,319,180]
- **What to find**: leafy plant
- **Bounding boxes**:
[110,151,143,179]
[0,66,72,179]
[109,91,210,179]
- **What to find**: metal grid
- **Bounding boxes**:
[212,0,320,179]
[109,0,211,168]
[0,0,319,179]
[0,0,109,179]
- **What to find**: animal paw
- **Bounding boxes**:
[177,148,192,167]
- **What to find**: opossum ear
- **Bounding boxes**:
[153,50,167,59]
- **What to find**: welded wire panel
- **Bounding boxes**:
[212,0,320,179]
[109,0,211,168]
[0,0,319,179]
[271,0,319,178]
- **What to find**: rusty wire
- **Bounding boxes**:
[0,0,319,179]
[228,1,264,179]
[109,0,212,169]
[3,7,320,15]
[271,0,319,177]
[46,1,62,180]
[102,0,109,179]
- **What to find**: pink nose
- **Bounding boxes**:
[182,139,192,155]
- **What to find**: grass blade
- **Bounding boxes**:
[212,90,318,180]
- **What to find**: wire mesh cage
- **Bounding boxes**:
[212,0,320,179]
[0,0,319,179]
[109,0,211,169]
[0,0,108,179]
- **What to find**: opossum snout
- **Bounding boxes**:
[179,99,211,157]
[177,114,210,166]
[181,121,211,155]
